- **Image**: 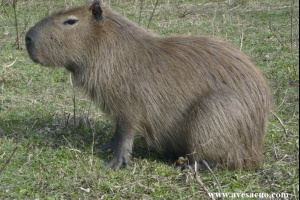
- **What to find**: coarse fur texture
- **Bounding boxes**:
[25,1,271,170]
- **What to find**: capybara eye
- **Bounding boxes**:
[63,19,79,25]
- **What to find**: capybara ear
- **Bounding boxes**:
[90,0,102,20]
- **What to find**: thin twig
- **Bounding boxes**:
[272,111,288,136]
[271,134,279,159]
[0,145,18,175]
[88,118,95,172]
[12,0,20,49]
[138,0,144,24]
[240,30,244,51]
[147,0,159,29]
[202,160,224,200]
[189,162,216,200]
[211,6,217,36]
[2,58,17,68]
[276,89,289,110]
[290,0,295,55]
[70,73,76,125]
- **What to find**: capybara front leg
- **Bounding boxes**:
[99,135,116,152]
[105,121,134,170]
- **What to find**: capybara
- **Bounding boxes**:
[25,0,271,170]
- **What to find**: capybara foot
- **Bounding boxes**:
[105,151,131,170]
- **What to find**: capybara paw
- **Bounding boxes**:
[105,153,131,170]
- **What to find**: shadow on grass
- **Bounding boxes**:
[0,113,174,166]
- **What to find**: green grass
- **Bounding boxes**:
[0,0,299,199]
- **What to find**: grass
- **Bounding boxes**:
[0,0,299,199]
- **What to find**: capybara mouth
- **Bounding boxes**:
[26,52,45,66]
[29,55,40,64]
[25,38,47,66]
[26,51,51,66]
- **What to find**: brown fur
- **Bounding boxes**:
[25,1,271,170]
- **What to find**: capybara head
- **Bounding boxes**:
[26,0,271,170]
[26,1,104,69]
